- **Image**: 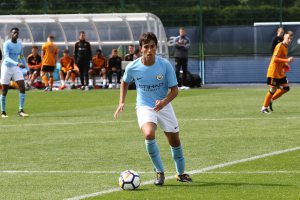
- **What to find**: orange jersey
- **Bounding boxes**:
[60,56,74,72]
[42,42,58,66]
[267,43,288,78]
[92,55,107,69]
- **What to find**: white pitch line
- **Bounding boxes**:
[0,120,135,127]
[202,171,300,174]
[2,116,300,128]
[65,146,300,200]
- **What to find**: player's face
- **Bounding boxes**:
[112,50,118,57]
[32,48,38,55]
[179,29,185,37]
[11,29,19,40]
[277,28,284,37]
[129,46,134,53]
[140,40,157,60]
[284,34,293,45]
[79,33,85,40]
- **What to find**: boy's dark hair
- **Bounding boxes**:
[79,31,85,35]
[139,32,158,47]
[10,27,19,32]
[32,45,38,49]
[63,49,69,53]
[48,35,55,39]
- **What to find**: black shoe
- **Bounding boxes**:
[261,108,270,114]
[154,172,165,186]
[1,111,8,118]
[18,109,29,117]
[176,173,192,182]
[269,101,273,112]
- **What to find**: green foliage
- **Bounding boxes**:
[0,0,299,26]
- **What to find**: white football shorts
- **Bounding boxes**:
[1,66,24,85]
[136,103,179,133]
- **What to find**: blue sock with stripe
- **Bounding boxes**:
[1,95,6,112]
[171,145,185,175]
[145,139,164,173]
[19,93,25,110]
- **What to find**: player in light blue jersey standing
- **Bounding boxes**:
[1,27,29,118]
[114,32,192,185]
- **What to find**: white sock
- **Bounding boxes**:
[103,79,107,86]
[61,80,65,86]
[89,79,93,86]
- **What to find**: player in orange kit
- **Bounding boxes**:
[41,35,58,92]
[261,31,294,113]
[59,49,77,89]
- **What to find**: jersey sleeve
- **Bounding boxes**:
[3,42,18,66]
[122,65,134,83]
[165,61,178,87]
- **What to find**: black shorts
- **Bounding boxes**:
[60,69,76,76]
[42,65,55,72]
[29,68,41,75]
[267,77,288,87]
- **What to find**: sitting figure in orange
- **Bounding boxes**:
[88,49,107,89]
[26,45,42,89]
[59,49,77,89]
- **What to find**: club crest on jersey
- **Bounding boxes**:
[156,74,164,80]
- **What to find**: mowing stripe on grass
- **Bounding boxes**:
[65,146,300,200]
[0,170,174,174]
[0,170,299,174]
[1,116,300,128]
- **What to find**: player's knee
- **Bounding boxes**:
[283,86,290,92]
[269,87,277,94]
[19,86,26,93]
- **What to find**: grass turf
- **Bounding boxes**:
[0,86,299,199]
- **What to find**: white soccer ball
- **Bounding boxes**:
[119,170,141,190]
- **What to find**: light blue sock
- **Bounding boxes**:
[1,95,6,112]
[19,93,25,110]
[145,139,164,173]
[171,145,185,175]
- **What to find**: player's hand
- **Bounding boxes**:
[114,103,125,119]
[287,57,294,63]
[154,100,166,112]
[18,63,25,68]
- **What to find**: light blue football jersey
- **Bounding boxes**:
[123,56,178,108]
[2,40,26,68]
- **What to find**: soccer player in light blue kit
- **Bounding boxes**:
[114,32,192,185]
[1,27,29,118]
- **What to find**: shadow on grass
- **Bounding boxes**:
[164,180,292,187]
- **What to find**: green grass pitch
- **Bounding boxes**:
[0,86,299,200]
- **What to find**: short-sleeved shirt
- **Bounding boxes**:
[42,41,58,67]
[27,53,42,69]
[123,56,178,108]
[108,56,122,69]
[92,55,107,69]
[267,42,288,79]
[60,56,74,72]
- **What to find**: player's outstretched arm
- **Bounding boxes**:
[114,81,129,119]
